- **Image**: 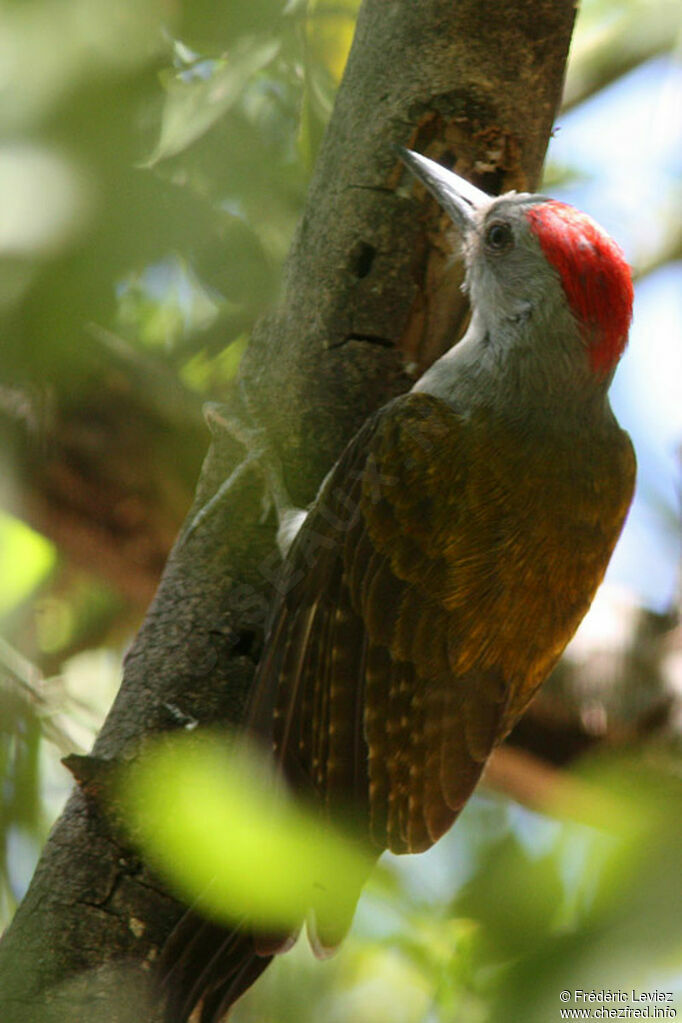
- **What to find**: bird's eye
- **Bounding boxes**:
[485,221,513,252]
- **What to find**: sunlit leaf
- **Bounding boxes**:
[0,514,56,619]
[179,335,248,391]
[120,733,372,934]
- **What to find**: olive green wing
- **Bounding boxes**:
[249,391,509,859]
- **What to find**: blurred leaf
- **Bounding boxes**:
[306,0,359,84]
[0,145,94,259]
[120,733,372,934]
[0,0,173,129]
[198,214,277,306]
[0,514,56,619]
[297,1,360,168]
[117,255,221,351]
[179,335,248,391]
[455,758,682,1021]
[0,655,46,922]
[177,0,288,54]
[456,832,566,959]
[0,683,42,830]
[146,38,282,166]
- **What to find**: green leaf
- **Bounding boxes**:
[119,733,372,934]
[145,37,281,166]
[0,514,56,619]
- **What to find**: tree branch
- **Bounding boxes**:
[0,1,577,1019]
[1,329,207,607]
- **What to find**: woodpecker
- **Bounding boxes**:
[163,150,635,1021]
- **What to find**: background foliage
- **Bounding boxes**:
[1,0,680,1018]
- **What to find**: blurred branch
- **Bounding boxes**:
[0,638,82,755]
[633,221,682,281]
[561,0,680,112]
[484,746,594,824]
[2,328,207,607]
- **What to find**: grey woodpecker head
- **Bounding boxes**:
[399,148,633,385]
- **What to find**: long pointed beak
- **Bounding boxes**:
[397,148,489,233]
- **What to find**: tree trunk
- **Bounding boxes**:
[0,1,577,1019]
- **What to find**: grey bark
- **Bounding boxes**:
[0,1,577,1019]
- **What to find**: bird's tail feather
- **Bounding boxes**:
[160,911,274,1023]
